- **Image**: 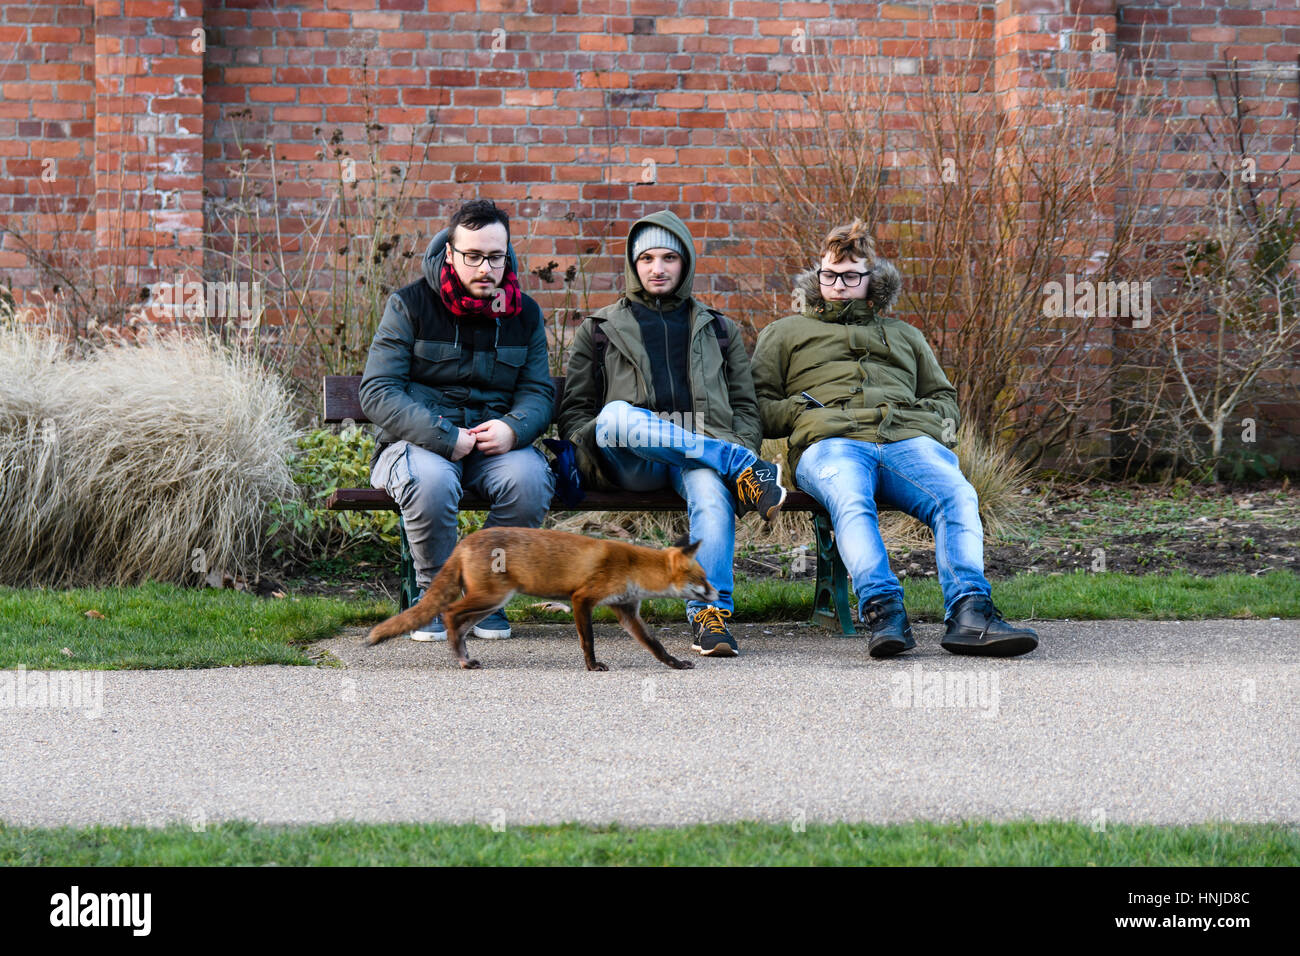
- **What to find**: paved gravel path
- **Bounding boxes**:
[1,619,1296,827]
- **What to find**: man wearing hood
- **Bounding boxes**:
[360,199,555,641]
[752,219,1038,658]
[557,210,786,657]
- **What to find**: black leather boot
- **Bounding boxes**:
[860,595,915,658]
[941,594,1038,657]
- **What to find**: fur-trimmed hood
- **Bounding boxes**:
[793,254,901,322]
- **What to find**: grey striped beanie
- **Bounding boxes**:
[630,224,685,261]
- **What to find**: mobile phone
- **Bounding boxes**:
[801,391,825,408]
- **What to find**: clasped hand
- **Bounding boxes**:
[451,419,514,460]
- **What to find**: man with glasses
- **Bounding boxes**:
[360,199,555,641]
[751,219,1038,658]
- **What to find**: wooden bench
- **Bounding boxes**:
[322,374,858,635]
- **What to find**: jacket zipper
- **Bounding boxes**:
[655,294,680,411]
[616,304,652,405]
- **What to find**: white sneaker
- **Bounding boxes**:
[410,622,446,642]
[472,609,512,639]
[407,587,446,641]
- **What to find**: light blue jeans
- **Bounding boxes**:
[794,436,991,621]
[594,401,757,620]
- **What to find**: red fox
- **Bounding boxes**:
[364,527,718,671]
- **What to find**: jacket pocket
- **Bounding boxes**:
[789,406,858,449]
[411,339,471,411]
[860,364,915,408]
[491,345,527,388]
[882,404,945,443]
[868,361,916,395]
[412,339,459,361]
[412,339,460,380]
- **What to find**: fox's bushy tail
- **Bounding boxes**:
[364,551,462,645]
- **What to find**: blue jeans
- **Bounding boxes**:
[371,440,555,588]
[794,436,991,621]
[594,401,757,619]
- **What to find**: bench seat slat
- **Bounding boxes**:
[326,487,826,514]
[323,375,368,424]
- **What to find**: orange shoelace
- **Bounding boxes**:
[734,467,763,507]
[692,606,732,633]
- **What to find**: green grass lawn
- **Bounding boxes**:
[0,581,388,669]
[1,820,1294,866]
[1,570,1295,670]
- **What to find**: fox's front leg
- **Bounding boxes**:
[612,602,693,670]
[571,597,606,671]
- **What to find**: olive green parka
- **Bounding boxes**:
[751,257,960,475]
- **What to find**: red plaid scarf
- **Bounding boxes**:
[437,253,522,320]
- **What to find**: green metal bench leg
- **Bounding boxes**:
[398,516,418,612]
[811,513,856,636]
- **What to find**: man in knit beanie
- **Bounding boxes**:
[558,210,786,657]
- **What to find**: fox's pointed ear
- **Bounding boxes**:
[679,538,702,559]
[671,532,692,550]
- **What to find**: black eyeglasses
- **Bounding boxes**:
[818,269,873,288]
[448,243,507,269]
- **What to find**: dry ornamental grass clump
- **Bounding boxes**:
[0,326,298,587]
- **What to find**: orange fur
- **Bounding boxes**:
[364,527,717,671]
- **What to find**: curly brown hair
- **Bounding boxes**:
[821,218,876,264]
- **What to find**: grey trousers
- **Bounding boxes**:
[371,439,555,589]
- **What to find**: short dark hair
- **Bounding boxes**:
[448,199,509,242]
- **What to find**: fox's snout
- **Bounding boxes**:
[681,576,718,603]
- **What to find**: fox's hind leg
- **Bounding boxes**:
[612,602,693,670]
[443,595,505,670]
[570,596,606,671]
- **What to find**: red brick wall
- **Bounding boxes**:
[1114,1,1300,471]
[1,0,1296,470]
[0,0,95,281]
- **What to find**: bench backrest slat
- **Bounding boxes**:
[322,376,367,424]
[324,374,567,425]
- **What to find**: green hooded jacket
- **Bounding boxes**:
[751,257,960,475]
[557,210,763,491]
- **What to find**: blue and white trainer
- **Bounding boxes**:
[472,608,512,639]
[408,587,446,642]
